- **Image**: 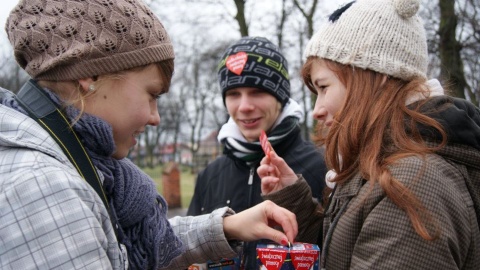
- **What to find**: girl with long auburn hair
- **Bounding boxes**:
[258,0,480,269]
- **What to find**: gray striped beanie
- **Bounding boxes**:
[5,0,173,81]
[218,36,290,107]
[304,0,428,81]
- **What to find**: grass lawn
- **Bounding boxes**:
[142,164,196,208]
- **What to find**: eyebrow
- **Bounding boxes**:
[313,77,328,86]
[148,82,168,95]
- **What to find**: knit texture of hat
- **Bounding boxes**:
[218,36,290,107]
[304,0,427,81]
[5,0,174,81]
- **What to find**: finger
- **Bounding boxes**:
[278,208,298,243]
[269,150,277,160]
[269,151,296,178]
[260,156,269,165]
[274,166,281,176]
[269,151,283,167]
[258,164,275,178]
[261,177,279,186]
[259,163,278,177]
[257,165,267,179]
[257,164,268,177]
[261,177,279,194]
[260,226,290,246]
[264,201,298,243]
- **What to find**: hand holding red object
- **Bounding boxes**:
[257,150,299,195]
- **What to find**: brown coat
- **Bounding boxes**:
[265,144,480,269]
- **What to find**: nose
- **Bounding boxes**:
[238,95,254,112]
[312,96,327,121]
[149,103,161,126]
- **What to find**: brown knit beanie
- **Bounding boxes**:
[5,0,174,81]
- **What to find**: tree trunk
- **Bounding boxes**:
[439,0,468,99]
[234,0,249,36]
[293,0,320,141]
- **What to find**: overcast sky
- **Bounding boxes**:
[0,0,17,25]
[0,0,19,44]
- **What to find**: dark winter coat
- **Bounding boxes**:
[188,127,327,268]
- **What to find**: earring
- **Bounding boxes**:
[88,84,96,92]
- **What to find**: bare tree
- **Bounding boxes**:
[456,0,480,104]
[142,125,163,168]
[158,93,184,163]
[291,0,322,140]
[293,0,320,38]
[422,0,479,105]
[276,0,291,49]
[438,0,468,99]
[176,36,219,172]
[0,52,29,93]
[234,0,249,36]
[296,28,312,140]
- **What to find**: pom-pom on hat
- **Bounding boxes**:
[5,0,174,81]
[304,0,428,81]
[218,37,290,107]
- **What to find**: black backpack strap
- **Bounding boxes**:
[15,79,109,209]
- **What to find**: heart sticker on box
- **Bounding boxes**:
[226,51,247,75]
[257,248,287,270]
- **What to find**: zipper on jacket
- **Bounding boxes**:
[248,167,254,185]
[247,167,255,208]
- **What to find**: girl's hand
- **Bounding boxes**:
[257,150,298,195]
[223,200,297,245]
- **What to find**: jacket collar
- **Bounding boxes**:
[333,172,365,199]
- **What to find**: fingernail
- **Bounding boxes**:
[281,239,288,246]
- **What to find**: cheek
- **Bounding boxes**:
[119,105,149,130]
[326,86,344,107]
[225,100,237,115]
[271,102,282,118]
[332,99,344,115]
[138,105,153,120]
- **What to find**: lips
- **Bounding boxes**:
[132,131,144,145]
[241,118,259,124]
[133,130,145,137]
[240,117,261,128]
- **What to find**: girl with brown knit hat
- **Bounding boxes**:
[0,0,298,269]
[258,0,480,269]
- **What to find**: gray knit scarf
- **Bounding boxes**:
[2,88,183,270]
[221,116,299,165]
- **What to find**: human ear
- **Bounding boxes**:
[77,77,96,93]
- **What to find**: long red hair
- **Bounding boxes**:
[302,57,447,240]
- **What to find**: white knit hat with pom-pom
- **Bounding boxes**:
[304,0,427,81]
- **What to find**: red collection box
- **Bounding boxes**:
[256,242,320,270]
